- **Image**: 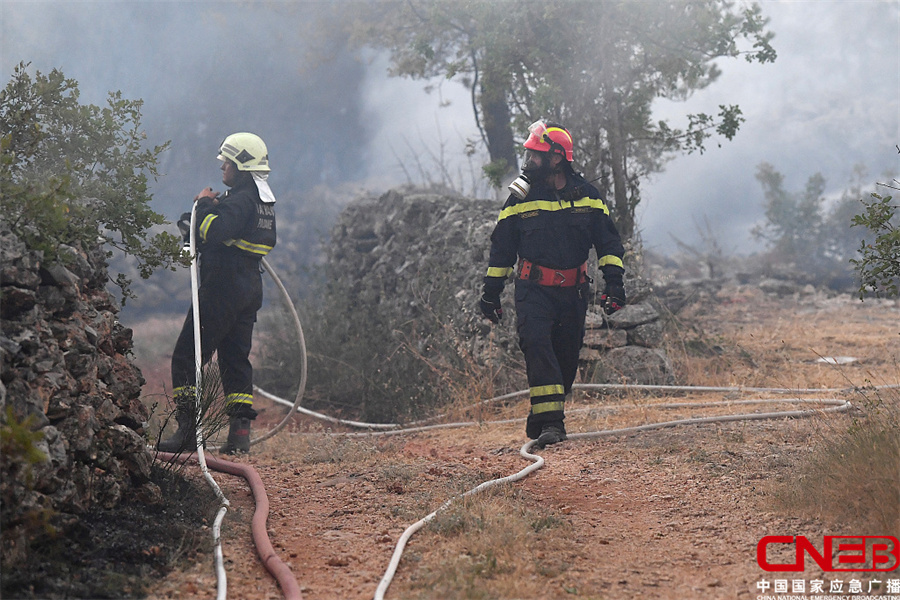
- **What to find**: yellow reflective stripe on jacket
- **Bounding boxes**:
[598,255,624,269]
[223,238,274,256]
[497,196,610,222]
[198,216,273,256]
[225,393,253,406]
[199,214,217,241]
[486,266,513,278]
[531,400,566,414]
[530,384,565,398]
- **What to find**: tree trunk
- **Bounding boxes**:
[605,93,634,241]
[479,64,518,185]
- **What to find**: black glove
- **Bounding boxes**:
[479,279,504,323]
[599,265,626,314]
[177,212,192,244]
[480,292,503,323]
[601,282,626,314]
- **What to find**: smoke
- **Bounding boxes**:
[3,0,897,258]
[359,51,489,197]
[3,2,371,217]
[638,1,900,254]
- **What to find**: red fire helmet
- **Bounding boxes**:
[523,119,574,162]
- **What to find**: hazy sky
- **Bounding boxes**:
[640,0,899,254]
[3,0,898,255]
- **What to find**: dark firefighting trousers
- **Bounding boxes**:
[515,279,589,439]
[171,253,263,410]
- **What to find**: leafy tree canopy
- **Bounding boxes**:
[0,63,186,302]
[752,162,898,292]
[752,162,826,260]
[344,0,777,239]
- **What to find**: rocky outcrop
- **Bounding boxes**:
[1,226,158,550]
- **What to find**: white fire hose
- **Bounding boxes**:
[373,398,855,600]
[165,239,890,599]
[256,380,867,600]
[156,205,310,599]
[187,202,231,600]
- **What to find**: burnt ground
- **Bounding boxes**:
[0,464,218,600]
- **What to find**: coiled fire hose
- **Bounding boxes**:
[157,232,887,600]
[243,256,885,599]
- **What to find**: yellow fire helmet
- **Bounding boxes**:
[217,132,270,172]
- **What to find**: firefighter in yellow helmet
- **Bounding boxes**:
[480,120,626,449]
[158,133,277,455]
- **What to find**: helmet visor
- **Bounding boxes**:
[527,119,549,144]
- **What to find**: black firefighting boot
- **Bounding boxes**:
[157,402,198,453]
[220,405,258,455]
[533,421,567,450]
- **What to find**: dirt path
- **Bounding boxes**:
[146,289,900,600]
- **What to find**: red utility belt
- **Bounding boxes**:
[518,259,587,287]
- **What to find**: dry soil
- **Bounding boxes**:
[144,286,900,600]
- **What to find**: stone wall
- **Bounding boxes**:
[323,187,674,403]
[1,226,159,543]
[580,301,674,385]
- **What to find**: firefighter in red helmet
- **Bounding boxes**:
[480,119,626,449]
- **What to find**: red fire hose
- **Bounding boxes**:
[157,451,302,600]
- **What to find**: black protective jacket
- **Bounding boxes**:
[483,170,624,290]
[481,169,625,440]
[194,177,277,268]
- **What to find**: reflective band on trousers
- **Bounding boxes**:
[173,385,196,399]
[226,393,253,406]
[531,400,565,414]
[530,384,564,398]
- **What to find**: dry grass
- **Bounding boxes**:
[664,288,900,537]
[252,286,900,544]
[140,285,898,599]
[406,491,571,600]
[664,289,898,390]
[776,383,900,535]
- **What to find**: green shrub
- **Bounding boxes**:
[852,191,900,298]
[0,62,186,302]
